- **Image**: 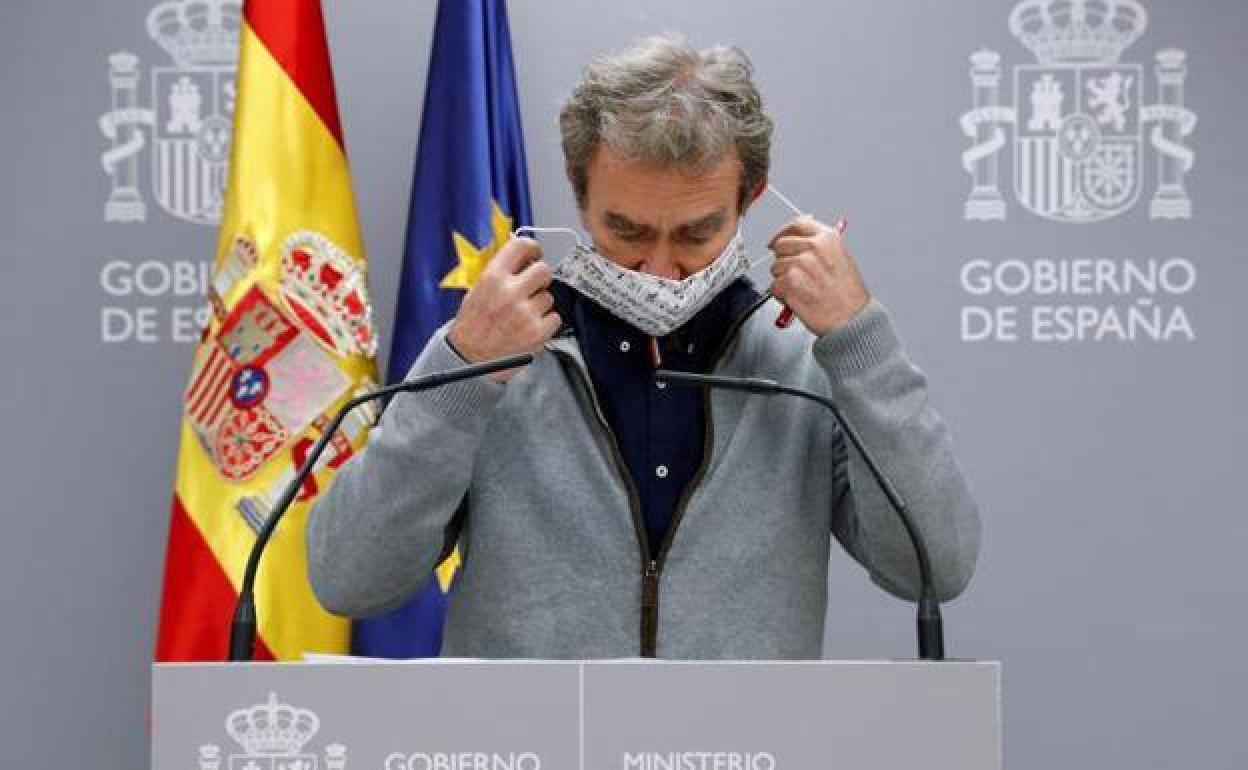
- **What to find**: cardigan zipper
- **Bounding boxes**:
[551,291,772,656]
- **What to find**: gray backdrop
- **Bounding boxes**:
[2,0,1246,768]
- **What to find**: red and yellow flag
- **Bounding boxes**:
[156,0,377,661]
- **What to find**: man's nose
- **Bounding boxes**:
[638,253,681,280]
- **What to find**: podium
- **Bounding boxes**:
[153,661,1001,769]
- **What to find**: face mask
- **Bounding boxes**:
[517,185,805,338]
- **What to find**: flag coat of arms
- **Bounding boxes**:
[352,0,533,658]
[156,0,378,661]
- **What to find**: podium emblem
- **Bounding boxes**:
[98,0,240,225]
[960,0,1198,222]
[196,692,346,770]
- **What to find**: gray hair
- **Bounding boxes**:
[559,34,774,210]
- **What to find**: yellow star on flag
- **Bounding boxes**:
[440,200,515,290]
[435,549,462,592]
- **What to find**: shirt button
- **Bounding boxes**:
[619,340,631,353]
[655,464,669,479]
[656,380,667,390]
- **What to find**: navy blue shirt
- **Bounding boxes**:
[558,279,763,552]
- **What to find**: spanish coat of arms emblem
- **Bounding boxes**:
[99,0,241,225]
[961,0,1197,223]
[196,692,347,770]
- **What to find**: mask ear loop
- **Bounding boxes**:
[512,225,588,253]
[767,184,806,219]
[741,184,806,274]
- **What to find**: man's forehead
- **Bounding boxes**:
[583,145,743,220]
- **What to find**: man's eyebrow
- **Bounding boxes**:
[602,209,727,235]
[674,209,727,235]
[601,209,658,234]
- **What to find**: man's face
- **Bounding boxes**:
[578,145,745,280]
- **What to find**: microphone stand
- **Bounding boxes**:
[226,353,534,662]
[656,369,946,661]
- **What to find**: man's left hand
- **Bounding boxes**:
[768,215,869,336]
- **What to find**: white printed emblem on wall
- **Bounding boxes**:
[198,692,347,770]
[960,0,1197,223]
[98,0,241,225]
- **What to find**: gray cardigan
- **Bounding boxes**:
[307,296,981,659]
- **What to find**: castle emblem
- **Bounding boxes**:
[961,0,1197,223]
[99,0,240,225]
[196,692,347,770]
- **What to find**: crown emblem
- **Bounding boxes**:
[1009,0,1147,64]
[225,692,320,755]
[279,231,378,359]
[146,0,242,68]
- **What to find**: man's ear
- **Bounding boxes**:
[740,177,767,215]
[749,178,767,205]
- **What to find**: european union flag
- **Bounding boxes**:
[352,0,532,658]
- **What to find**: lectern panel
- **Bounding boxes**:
[153,661,1001,770]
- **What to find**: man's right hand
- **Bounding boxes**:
[447,236,561,382]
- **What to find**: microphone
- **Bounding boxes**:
[655,369,946,661]
[227,352,535,662]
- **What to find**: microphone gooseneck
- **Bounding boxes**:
[227,352,535,662]
[655,369,946,661]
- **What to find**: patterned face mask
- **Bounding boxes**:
[516,185,804,337]
[537,227,748,337]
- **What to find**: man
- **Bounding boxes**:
[308,35,980,659]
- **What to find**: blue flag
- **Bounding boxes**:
[352,0,532,658]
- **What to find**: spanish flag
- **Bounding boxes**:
[156,0,377,661]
